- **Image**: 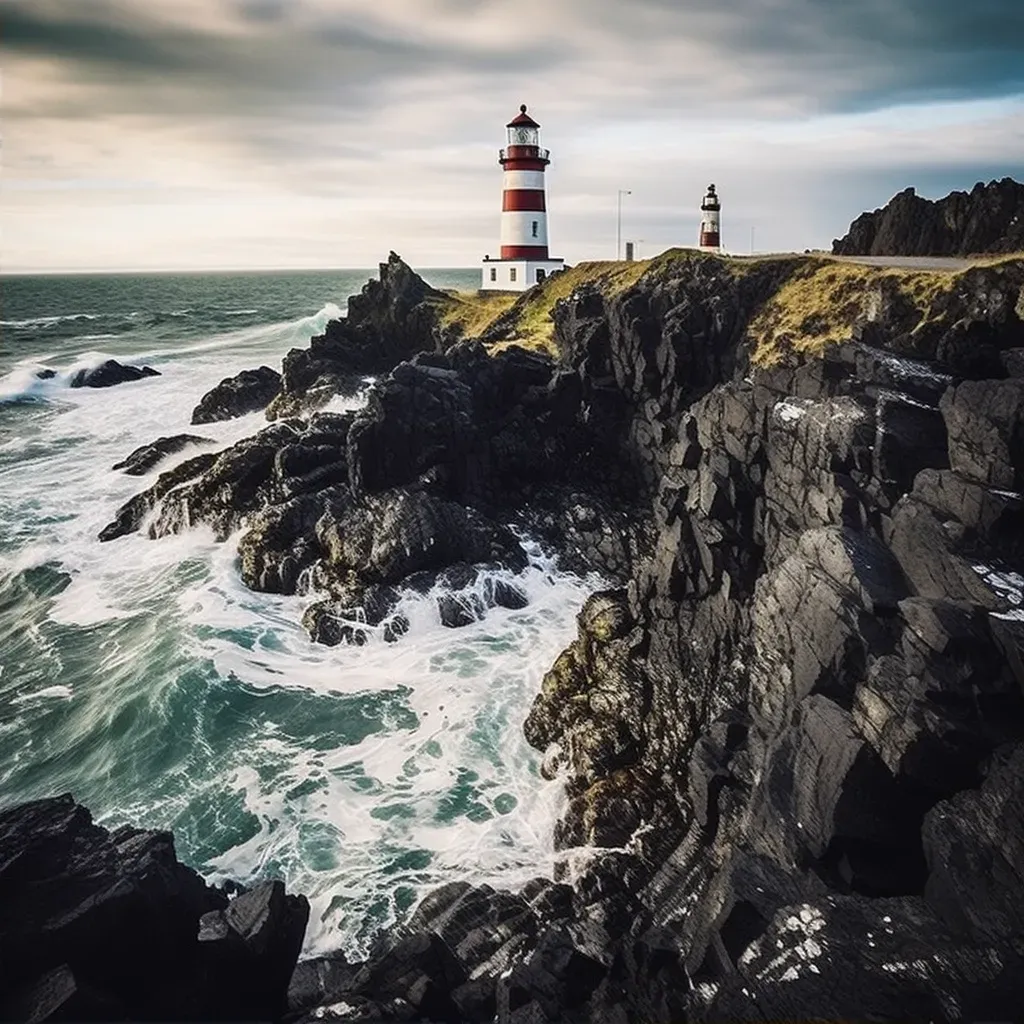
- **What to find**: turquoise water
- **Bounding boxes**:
[0,269,592,956]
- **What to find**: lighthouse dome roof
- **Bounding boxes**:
[507,104,540,128]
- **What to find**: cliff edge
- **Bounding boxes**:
[6,250,1024,1022]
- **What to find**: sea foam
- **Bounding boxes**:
[0,284,583,959]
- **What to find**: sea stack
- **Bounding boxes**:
[699,182,722,252]
[481,104,565,291]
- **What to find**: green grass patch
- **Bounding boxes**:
[435,290,518,340]
[434,249,1024,367]
[434,259,656,356]
[745,259,957,366]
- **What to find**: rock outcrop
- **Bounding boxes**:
[102,310,648,642]
[510,250,1024,1021]
[112,434,214,475]
[0,795,307,1022]
[78,249,1024,1021]
[832,177,1024,256]
[69,359,160,388]
[191,366,282,424]
[265,251,449,420]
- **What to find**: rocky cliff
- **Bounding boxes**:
[6,250,1024,1021]
[832,177,1024,256]
[518,250,1024,1021]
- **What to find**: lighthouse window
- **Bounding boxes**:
[489,267,497,282]
[509,268,517,282]
[536,269,546,283]
[531,221,538,237]
[509,126,538,147]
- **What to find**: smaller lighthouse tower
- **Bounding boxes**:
[481,105,564,291]
[698,184,721,252]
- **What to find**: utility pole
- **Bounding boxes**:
[617,190,631,259]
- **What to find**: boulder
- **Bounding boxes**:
[405,882,537,980]
[112,434,214,475]
[498,928,607,1023]
[349,932,466,1022]
[315,489,528,587]
[237,488,343,595]
[886,469,1024,611]
[144,421,304,540]
[347,362,479,499]
[69,359,160,388]
[197,880,310,1021]
[287,952,359,1018]
[98,452,217,541]
[191,365,282,424]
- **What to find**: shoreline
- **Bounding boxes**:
[3,248,1024,1021]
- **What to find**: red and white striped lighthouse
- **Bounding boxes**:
[699,183,722,252]
[482,105,564,291]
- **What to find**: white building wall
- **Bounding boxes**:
[500,211,550,249]
[481,259,565,292]
[502,170,547,191]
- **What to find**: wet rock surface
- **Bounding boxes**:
[65,250,1024,1019]
[266,251,449,420]
[69,359,160,388]
[112,433,215,475]
[191,365,282,423]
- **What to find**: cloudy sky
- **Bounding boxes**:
[3,0,1023,271]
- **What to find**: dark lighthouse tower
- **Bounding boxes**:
[699,184,722,252]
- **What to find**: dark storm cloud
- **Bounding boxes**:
[0,0,561,121]
[588,0,1024,110]
[5,0,1022,128]
[1,0,221,73]
[234,0,291,21]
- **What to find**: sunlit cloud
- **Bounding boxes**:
[2,0,1021,270]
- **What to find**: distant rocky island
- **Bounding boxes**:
[833,176,1024,256]
[3,243,1024,1022]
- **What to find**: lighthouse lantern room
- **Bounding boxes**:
[481,105,565,292]
[698,183,722,252]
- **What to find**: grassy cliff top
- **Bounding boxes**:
[747,258,950,365]
[434,259,655,356]
[432,250,1024,364]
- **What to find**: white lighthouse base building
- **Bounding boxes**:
[481,257,564,292]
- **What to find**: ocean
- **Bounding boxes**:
[0,269,593,957]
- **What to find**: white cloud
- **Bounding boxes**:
[2,0,1021,270]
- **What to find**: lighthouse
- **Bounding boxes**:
[481,105,564,291]
[699,184,721,252]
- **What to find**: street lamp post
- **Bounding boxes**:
[617,189,631,260]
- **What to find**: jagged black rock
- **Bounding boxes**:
[6,249,1024,1022]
